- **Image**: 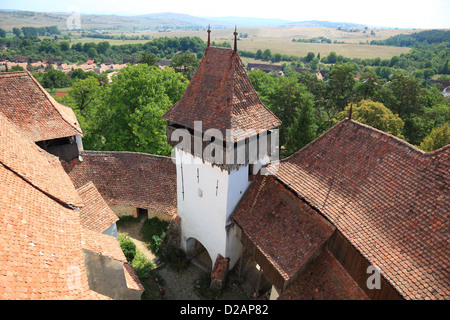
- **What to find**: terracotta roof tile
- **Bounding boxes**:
[268,119,449,300]
[163,47,281,142]
[81,228,127,263]
[0,71,82,142]
[0,114,94,299]
[0,112,82,207]
[233,175,335,285]
[278,249,369,300]
[77,182,119,233]
[123,264,144,291]
[65,151,177,216]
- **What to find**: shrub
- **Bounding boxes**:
[163,246,190,272]
[142,218,169,255]
[131,251,154,279]
[118,233,136,263]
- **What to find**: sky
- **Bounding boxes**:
[1,0,449,29]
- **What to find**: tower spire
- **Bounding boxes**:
[349,103,353,120]
[233,25,238,53]
[207,24,211,47]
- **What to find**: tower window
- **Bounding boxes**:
[248,163,256,180]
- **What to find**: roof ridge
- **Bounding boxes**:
[81,150,174,160]
[25,70,83,136]
[76,180,95,192]
[280,119,447,165]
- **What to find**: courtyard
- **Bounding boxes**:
[116,214,266,300]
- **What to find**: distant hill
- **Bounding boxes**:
[0,10,367,31]
[280,20,367,29]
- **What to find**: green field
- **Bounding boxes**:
[64,26,414,60]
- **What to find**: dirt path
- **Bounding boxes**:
[117,216,250,300]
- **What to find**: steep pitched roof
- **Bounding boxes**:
[0,71,82,142]
[267,119,449,300]
[77,182,119,234]
[65,151,177,216]
[0,113,102,299]
[162,47,281,142]
[233,174,335,290]
[81,228,127,264]
[0,112,82,208]
[278,249,369,300]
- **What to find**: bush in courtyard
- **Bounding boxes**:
[142,217,169,255]
[118,233,136,263]
[163,246,190,272]
[131,251,154,279]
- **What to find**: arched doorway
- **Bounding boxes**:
[185,238,213,272]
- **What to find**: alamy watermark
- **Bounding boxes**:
[66,6,81,30]
[366,265,381,290]
[169,121,280,174]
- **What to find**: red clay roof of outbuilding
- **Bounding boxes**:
[0,113,104,299]
[0,71,82,142]
[65,151,177,216]
[278,249,369,300]
[267,119,449,300]
[77,181,119,234]
[162,47,281,142]
[0,112,83,208]
[233,174,335,287]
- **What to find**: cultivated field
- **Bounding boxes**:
[74,27,414,59]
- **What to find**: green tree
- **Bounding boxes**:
[93,64,189,155]
[12,27,22,37]
[325,51,337,64]
[41,69,72,90]
[382,73,424,118]
[97,41,111,54]
[418,122,450,152]
[327,63,356,110]
[10,65,25,72]
[65,76,104,112]
[355,68,381,101]
[255,49,263,60]
[259,74,315,148]
[171,52,199,80]
[285,94,318,155]
[305,52,315,63]
[0,28,6,38]
[335,100,405,138]
[140,52,159,67]
[87,47,98,58]
[262,49,272,61]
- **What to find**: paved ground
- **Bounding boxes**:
[117,215,250,300]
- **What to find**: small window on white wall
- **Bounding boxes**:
[198,188,203,198]
[248,163,256,177]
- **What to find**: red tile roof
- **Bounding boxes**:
[77,182,119,233]
[0,112,82,208]
[123,264,145,291]
[0,71,82,142]
[65,151,177,216]
[233,174,335,290]
[268,119,449,300]
[55,91,67,98]
[81,228,127,263]
[278,249,369,300]
[162,47,281,142]
[0,113,103,299]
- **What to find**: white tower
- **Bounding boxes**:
[162,29,281,269]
